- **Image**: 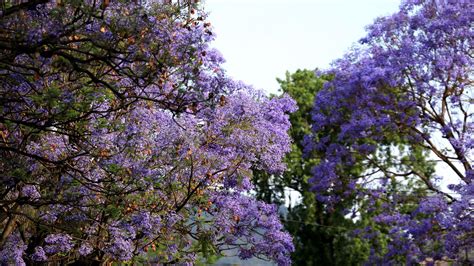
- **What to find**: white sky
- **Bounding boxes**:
[205,0,401,94]
[203,0,465,201]
[204,0,404,206]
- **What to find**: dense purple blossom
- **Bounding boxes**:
[31,247,47,262]
[0,1,294,264]
[44,234,74,254]
[21,185,41,200]
[306,0,473,263]
[105,224,134,261]
[210,192,295,266]
[78,243,93,256]
[0,233,27,265]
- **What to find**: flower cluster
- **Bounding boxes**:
[210,192,295,266]
[44,234,74,254]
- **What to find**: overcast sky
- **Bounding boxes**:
[203,0,462,196]
[205,0,401,94]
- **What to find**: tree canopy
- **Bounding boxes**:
[0,1,295,265]
[305,0,473,263]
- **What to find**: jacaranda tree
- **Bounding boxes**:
[305,0,472,263]
[0,1,295,264]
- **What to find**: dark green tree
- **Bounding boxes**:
[253,69,368,265]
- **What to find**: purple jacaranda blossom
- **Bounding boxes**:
[44,234,74,254]
[306,0,473,263]
[0,1,295,265]
[31,247,47,262]
[0,233,27,265]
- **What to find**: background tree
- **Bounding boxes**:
[305,0,473,263]
[0,1,295,265]
[278,70,371,266]
[254,70,377,265]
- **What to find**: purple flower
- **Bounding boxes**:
[44,234,74,254]
[0,232,27,265]
[31,247,47,261]
[21,185,41,200]
[78,243,93,256]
